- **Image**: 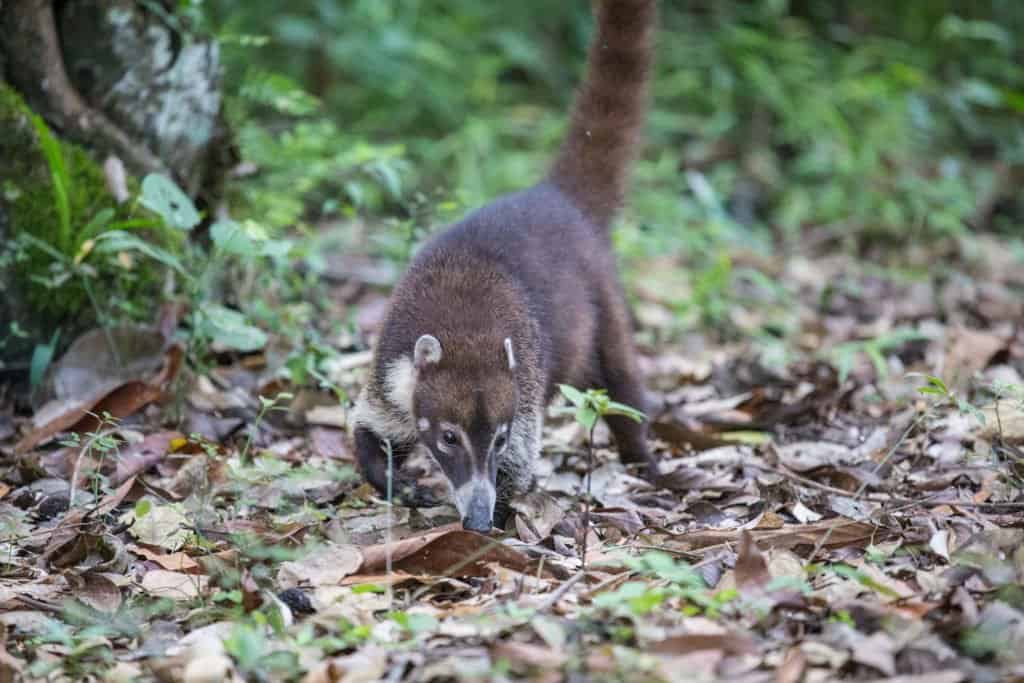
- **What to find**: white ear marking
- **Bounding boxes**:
[417,418,430,432]
[504,337,516,371]
[414,334,442,369]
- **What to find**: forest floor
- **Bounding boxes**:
[1,232,1023,683]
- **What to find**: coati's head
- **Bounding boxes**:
[410,333,518,533]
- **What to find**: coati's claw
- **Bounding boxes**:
[392,478,445,508]
[492,501,514,530]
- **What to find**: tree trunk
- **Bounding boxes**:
[0,0,232,374]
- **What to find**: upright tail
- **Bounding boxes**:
[548,0,656,230]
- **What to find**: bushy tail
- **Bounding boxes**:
[548,0,656,230]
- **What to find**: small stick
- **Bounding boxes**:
[538,570,586,612]
[580,424,596,573]
[384,438,394,612]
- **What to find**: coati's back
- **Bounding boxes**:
[353,0,657,532]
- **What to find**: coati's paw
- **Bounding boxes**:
[391,476,446,508]
[493,501,513,530]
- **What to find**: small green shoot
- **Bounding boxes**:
[557,385,645,571]
[827,328,928,383]
[911,373,986,425]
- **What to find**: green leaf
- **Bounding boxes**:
[79,208,116,241]
[199,305,268,352]
[210,219,259,256]
[351,583,386,594]
[864,344,888,380]
[604,399,646,423]
[29,329,60,390]
[30,115,72,252]
[576,405,598,431]
[134,498,152,519]
[140,174,200,230]
[92,231,188,277]
[834,346,855,384]
[559,384,586,408]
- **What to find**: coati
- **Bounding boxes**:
[350,0,658,532]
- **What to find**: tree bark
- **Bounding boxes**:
[0,0,232,373]
[0,0,232,195]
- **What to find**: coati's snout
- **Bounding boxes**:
[411,334,518,533]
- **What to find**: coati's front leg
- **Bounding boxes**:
[353,427,444,507]
[493,405,543,528]
[597,284,661,481]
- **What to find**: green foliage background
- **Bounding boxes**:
[201,0,1024,260]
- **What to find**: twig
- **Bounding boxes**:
[538,570,586,612]
[384,438,394,612]
[581,423,596,573]
[580,569,637,602]
[68,427,118,508]
[768,459,1024,511]
[808,412,924,560]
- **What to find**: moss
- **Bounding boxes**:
[0,82,170,361]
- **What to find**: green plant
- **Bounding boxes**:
[912,373,986,425]
[827,328,929,383]
[557,385,644,570]
[57,412,124,507]
[224,621,299,681]
[1,94,187,360]
[239,393,294,463]
[591,552,737,620]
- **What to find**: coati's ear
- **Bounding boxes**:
[504,337,516,371]
[414,334,443,369]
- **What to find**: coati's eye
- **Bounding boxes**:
[442,430,459,446]
[493,433,507,451]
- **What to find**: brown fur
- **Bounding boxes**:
[351,0,658,531]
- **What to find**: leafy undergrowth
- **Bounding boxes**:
[1,235,1024,683]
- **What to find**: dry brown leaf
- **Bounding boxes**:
[775,647,806,683]
[860,672,964,683]
[41,508,90,568]
[663,519,885,553]
[943,326,1006,390]
[309,427,351,460]
[16,327,182,454]
[735,530,770,596]
[981,401,1024,445]
[122,502,191,551]
[649,632,756,656]
[278,543,364,588]
[93,475,138,517]
[590,507,645,535]
[360,526,550,578]
[511,491,563,543]
[129,545,201,573]
[651,420,732,452]
[0,579,66,610]
[850,631,896,676]
[301,648,388,683]
[141,570,208,600]
[491,640,568,670]
[111,431,182,486]
[0,641,24,683]
[74,572,123,613]
[305,405,348,428]
[653,650,725,681]
[775,441,855,472]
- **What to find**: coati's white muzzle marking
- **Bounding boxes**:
[451,476,497,526]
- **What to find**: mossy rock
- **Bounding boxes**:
[0,81,170,369]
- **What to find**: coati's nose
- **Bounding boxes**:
[462,493,493,533]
